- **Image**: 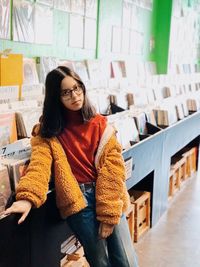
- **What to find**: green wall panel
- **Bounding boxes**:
[150,0,172,73]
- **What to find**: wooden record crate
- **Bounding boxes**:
[169,155,187,198]
[168,168,175,199]
[129,190,151,242]
[178,157,187,183]
[182,147,197,178]
[168,164,180,197]
[125,203,135,242]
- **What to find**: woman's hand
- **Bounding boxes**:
[98,222,115,239]
[4,200,32,224]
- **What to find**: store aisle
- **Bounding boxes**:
[134,174,200,267]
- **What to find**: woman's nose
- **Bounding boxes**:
[71,90,77,98]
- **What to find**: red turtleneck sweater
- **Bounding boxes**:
[58,111,107,183]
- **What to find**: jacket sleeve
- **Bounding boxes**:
[16,135,53,208]
[95,134,126,225]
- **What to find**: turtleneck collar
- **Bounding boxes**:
[63,109,83,125]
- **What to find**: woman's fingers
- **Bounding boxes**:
[98,222,115,239]
[18,211,29,225]
[98,222,102,237]
[4,202,19,215]
[4,200,32,224]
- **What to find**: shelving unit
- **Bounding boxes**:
[124,111,200,225]
[0,111,199,267]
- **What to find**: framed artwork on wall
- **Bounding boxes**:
[84,18,96,49]
[70,0,85,16]
[12,0,34,43]
[121,28,130,54]
[0,0,11,39]
[69,14,84,48]
[111,26,121,53]
[85,0,97,19]
[34,3,53,44]
[54,0,71,12]
[35,0,53,7]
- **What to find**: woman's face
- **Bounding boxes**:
[60,76,84,111]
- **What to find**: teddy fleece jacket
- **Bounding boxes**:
[16,123,130,225]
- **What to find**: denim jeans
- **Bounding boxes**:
[67,186,138,267]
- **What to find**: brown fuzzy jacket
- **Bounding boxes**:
[16,123,130,225]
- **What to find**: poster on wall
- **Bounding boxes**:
[0,0,10,39]
[23,58,39,85]
[54,0,71,12]
[85,0,97,19]
[121,28,130,54]
[122,1,131,28]
[130,30,144,55]
[131,5,140,30]
[34,3,53,44]
[145,0,153,11]
[84,18,96,49]
[38,56,59,84]
[132,0,153,11]
[173,0,182,17]
[69,14,84,48]
[111,26,121,53]
[73,61,89,82]
[13,0,34,43]
[70,0,85,16]
[35,0,53,7]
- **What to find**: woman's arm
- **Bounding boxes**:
[4,135,53,223]
[95,134,126,225]
[16,135,53,207]
[4,135,53,224]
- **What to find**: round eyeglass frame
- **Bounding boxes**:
[60,84,83,100]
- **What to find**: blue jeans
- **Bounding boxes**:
[67,187,138,267]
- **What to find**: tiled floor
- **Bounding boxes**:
[134,174,200,267]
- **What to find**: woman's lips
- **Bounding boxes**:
[72,100,81,105]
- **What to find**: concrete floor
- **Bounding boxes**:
[134,174,200,267]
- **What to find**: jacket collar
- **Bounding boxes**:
[94,124,116,168]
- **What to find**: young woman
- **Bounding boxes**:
[5,66,138,267]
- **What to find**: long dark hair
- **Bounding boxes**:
[40,66,96,138]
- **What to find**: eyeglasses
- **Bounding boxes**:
[60,84,83,100]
